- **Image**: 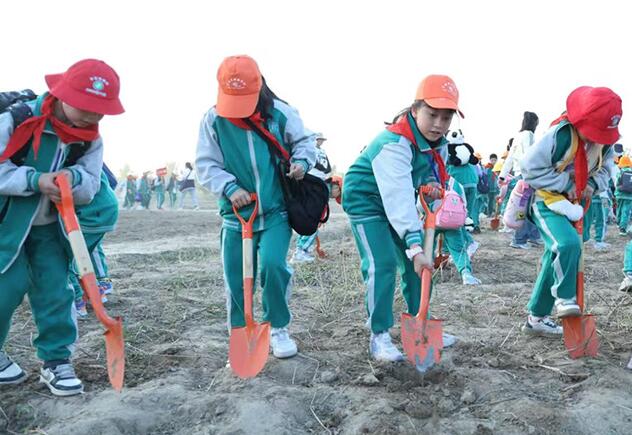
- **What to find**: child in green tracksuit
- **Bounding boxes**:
[71,170,119,316]
[446,132,481,234]
[485,154,499,217]
[614,156,632,234]
[123,174,137,209]
[196,55,316,359]
[166,171,178,208]
[153,171,166,209]
[520,86,621,337]
[437,177,482,285]
[582,191,610,250]
[0,59,124,396]
[343,74,463,362]
[139,172,152,209]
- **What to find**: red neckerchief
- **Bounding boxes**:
[386,113,448,185]
[0,94,99,162]
[550,114,587,199]
[227,112,290,161]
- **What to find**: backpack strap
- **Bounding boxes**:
[243,118,290,163]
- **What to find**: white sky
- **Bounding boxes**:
[3,0,629,176]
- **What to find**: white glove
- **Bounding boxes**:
[547,199,584,222]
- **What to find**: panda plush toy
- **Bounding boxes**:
[447,129,479,167]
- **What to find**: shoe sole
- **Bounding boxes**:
[556,309,581,318]
[521,325,562,337]
[39,376,84,397]
[272,349,298,359]
[0,372,28,385]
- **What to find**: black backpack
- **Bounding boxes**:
[1,89,91,166]
[477,169,490,194]
[244,119,329,236]
[618,171,632,193]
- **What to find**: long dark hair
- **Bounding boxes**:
[520,111,539,133]
[255,76,288,121]
[388,100,425,124]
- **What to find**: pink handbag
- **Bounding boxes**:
[435,178,467,230]
[502,179,534,229]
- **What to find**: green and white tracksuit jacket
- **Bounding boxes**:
[615,167,632,231]
[342,114,447,334]
[196,100,316,329]
[0,94,104,362]
[521,120,613,317]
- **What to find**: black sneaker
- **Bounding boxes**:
[0,351,27,385]
[40,361,83,396]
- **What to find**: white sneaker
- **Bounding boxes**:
[270,328,298,358]
[290,250,315,264]
[619,275,632,292]
[466,241,480,259]
[442,333,457,348]
[522,315,563,336]
[461,270,481,286]
[0,351,27,385]
[555,298,581,318]
[593,242,610,251]
[40,362,83,396]
[510,241,530,250]
[370,331,404,362]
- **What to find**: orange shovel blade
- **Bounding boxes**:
[401,313,443,372]
[229,322,271,378]
[562,315,599,359]
[103,318,125,392]
[490,217,500,230]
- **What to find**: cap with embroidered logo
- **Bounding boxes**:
[416,74,464,118]
[566,86,622,145]
[216,55,262,118]
[45,59,124,115]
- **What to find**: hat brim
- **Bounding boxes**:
[216,87,259,118]
[425,97,465,118]
[45,73,125,115]
[576,123,620,145]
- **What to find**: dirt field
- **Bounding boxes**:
[2,201,632,435]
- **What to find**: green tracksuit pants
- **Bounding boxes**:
[0,223,76,362]
[221,221,293,329]
[155,190,165,209]
[527,201,581,317]
[583,196,607,243]
[70,237,108,302]
[617,198,632,232]
[487,191,499,217]
[623,240,632,276]
[438,227,472,274]
[464,186,479,228]
[123,192,135,209]
[168,191,177,208]
[351,220,430,334]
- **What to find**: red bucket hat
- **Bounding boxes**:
[566,86,622,145]
[45,59,124,115]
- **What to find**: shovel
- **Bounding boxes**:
[562,198,599,359]
[54,174,125,391]
[490,197,501,230]
[315,236,327,259]
[401,185,444,373]
[228,194,271,378]
[433,234,449,270]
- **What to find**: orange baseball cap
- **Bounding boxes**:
[216,55,262,118]
[416,75,464,118]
